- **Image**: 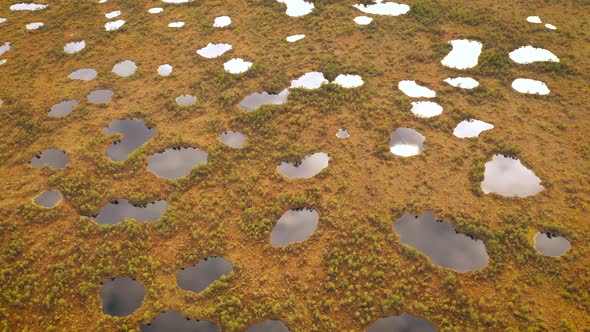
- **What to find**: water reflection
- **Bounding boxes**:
[219,131,246,149]
[534,232,571,257]
[48,100,78,117]
[277,152,329,179]
[238,89,289,111]
[481,155,543,197]
[30,149,69,169]
[389,128,425,157]
[147,147,208,179]
[33,190,62,208]
[100,276,146,317]
[104,119,156,161]
[177,257,233,294]
[90,199,167,225]
[270,208,319,247]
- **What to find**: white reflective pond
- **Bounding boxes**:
[481,155,544,197]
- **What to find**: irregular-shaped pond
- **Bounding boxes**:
[366,313,436,332]
[219,131,246,149]
[398,80,435,98]
[68,68,97,81]
[104,119,155,161]
[177,257,233,294]
[10,3,48,11]
[141,310,220,332]
[246,320,290,332]
[196,43,232,59]
[30,149,69,169]
[33,190,62,208]
[105,20,125,31]
[410,101,442,118]
[238,89,289,111]
[453,119,493,138]
[444,77,479,89]
[276,0,314,17]
[291,72,327,89]
[224,58,252,74]
[48,100,78,117]
[511,78,549,95]
[100,276,146,317]
[271,208,319,247]
[88,89,114,104]
[91,199,167,225]
[509,46,559,64]
[333,74,363,88]
[26,22,44,30]
[147,147,208,179]
[481,154,543,197]
[353,1,410,16]
[213,16,231,27]
[441,39,482,69]
[394,211,489,272]
[277,152,329,179]
[286,34,305,42]
[534,232,571,257]
[112,60,137,77]
[389,128,425,157]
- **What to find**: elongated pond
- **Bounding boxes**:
[366,313,436,332]
[177,257,233,294]
[100,276,146,317]
[277,152,329,179]
[104,119,156,161]
[270,208,319,247]
[238,89,289,111]
[147,147,208,179]
[49,100,78,117]
[141,310,220,332]
[394,211,489,272]
[90,199,168,225]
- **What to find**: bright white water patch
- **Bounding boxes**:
[26,22,44,30]
[512,78,550,95]
[0,42,10,56]
[105,20,125,31]
[213,16,231,27]
[219,131,246,149]
[333,74,364,88]
[291,72,328,89]
[0,60,6,65]
[157,64,172,76]
[148,7,163,14]
[49,100,78,117]
[277,153,330,179]
[238,89,289,111]
[196,43,232,58]
[224,58,252,74]
[453,119,493,138]
[481,155,544,197]
[176,95,197,106]
[276,0,314,17]
[444,77,479,89]
[527,16,542,24]
[0,18,6,24]
[441,39,482,69]
[389,128,425,157]
[336,129,350,138]
[271,208,319,247]
[398,80,435,98]
[534,232,571,257]
[410,101,443,118]
[105,10,121,19]
[545,23,556,30]
[64,41,85,54]
[353,1,410,16]
[168,22,185,28]
[10,3,48,11]
[286,34,305,42]
[112,60,137,77]
[354,16,373,25]
[509,46,559,64]
[68,68,97,81]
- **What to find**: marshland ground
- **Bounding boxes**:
[0,0,589,331]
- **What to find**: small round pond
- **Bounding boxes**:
[112,60,137,77]
[68,68,97,81]
[534,232,571,257]
[219,131,246,149]
[100,276,146,317]
[88,89,114,104]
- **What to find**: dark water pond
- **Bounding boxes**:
[30,149,69,169]
[393,212,489,272]
[270,208,319,247]
[33,190,62,208]
[246,320,290,332]
[534,232,571,257]
[90,199,167,225]
[366,313,436,332]
[104,119,156,161]
[147,147,208,179]
[141,310,220,332]
[177,257,233,294]
[100,276,146,317]
[238,89,289,111]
